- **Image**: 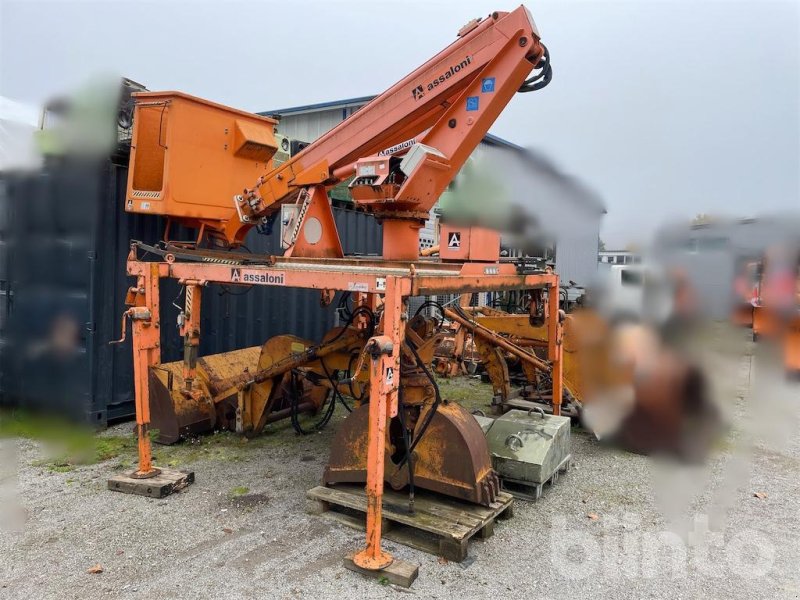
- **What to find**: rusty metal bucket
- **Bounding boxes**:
[149,364,215,444]
[324,401,500,506]
[148,346,262,443]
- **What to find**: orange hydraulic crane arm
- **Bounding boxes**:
[125,7,550,255]
[229,7,549,248]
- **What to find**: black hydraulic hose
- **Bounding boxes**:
[519,45,552,93]
[320,358,352,413]
[521,44,550,85]
[346,352,368,403]
[522,66,552,92]
[326,305,375,346]
[397,385,415,513]
[414,300,446,328]
[290,303,376,433]
[290,369,337,435]
[452,302,473,323]
[337,291,354,321]
[395,339,444,470]
[318,305,375,407]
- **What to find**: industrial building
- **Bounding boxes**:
[262,96,605,288]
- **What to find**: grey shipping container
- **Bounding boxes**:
[0,161,382,425]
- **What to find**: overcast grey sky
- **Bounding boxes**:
[1,0,798,246]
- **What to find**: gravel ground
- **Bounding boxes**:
[1,324,798,599]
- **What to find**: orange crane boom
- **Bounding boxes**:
[126,7,550,260]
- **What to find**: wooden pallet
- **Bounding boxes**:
[342,554,419,588]
[108,468,194,498]
[499,454,572,501]
[307,484,513,562]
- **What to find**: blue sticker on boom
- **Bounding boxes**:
[466,96,479,111]
[481,77,495,93]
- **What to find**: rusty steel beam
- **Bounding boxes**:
[443,307,551,372]
[209,329,365,403]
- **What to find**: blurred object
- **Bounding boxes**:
[598,248,641,266]
[652,216,800,376]
[787,322,800,377]
[436,299,722,461]
[582,321,720,461]
[0,96,41,171]
[730,256,760,328]
[594,263,675,325]
[438,156,511,231]
[653,214,800,320]
[35,75,147,164]
[750,242,800,376]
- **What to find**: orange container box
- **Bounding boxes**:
[126,91,278,226]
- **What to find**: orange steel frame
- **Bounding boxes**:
[123,247,563,570]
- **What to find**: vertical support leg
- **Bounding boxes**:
[453,294,471,376]
[131,264,161,478]
[180,282,203,394]
[547,277,564,416]
[353,277,403,571]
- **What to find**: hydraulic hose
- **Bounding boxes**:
[519,44,552,93]
[413,300,446,328]
[290,304,374,434]
[397,385,415,513]
[290,369,337,434]
[394,338,444,471]
[320,358,352,413]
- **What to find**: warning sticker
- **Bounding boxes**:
[385,367,394,385]
[448,232,461,249]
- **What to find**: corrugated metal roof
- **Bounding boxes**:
[260,95,376,118]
